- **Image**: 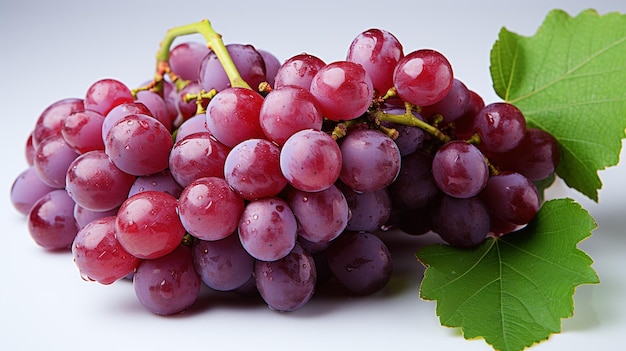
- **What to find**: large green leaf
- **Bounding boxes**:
[490,9,626,201]
[417,199,599,351]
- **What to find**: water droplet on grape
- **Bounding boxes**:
[252,214,259,220]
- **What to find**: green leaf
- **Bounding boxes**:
[417,199,599,351]
[490,9,626,201]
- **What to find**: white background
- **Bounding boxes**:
[1,0,625,350]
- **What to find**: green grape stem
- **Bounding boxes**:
[154,19,251,94]
[372,104,451,143]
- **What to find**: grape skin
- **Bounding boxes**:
[280,129,342,192]
[133,245,201,316]
[238,197,297,262]
[339,129,401,193]
[432,140,488,199]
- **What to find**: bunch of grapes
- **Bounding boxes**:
[10,22,560,316]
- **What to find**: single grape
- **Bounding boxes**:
[346,28,404,95]
[488,128,560,181]
[254,243,316,312]
[339,129,401,192]
[286,185,349,243]
[393,49,453,106]
[205,87,265,147]
[133,245,201,315]
[309,61,374,121]
[238,197,297,262]
[257,49,281,87]
[388,150,440,210]
[432,140,488,198]
[178,177,245,241]
[259,85,323,146]
[326,231,393,295]
[199,43,266,92]
[482,171,541,225]
[473,102,526,153]
[84,78,134,116]
[72,216,140,285]
[10,167,55,215]
[339,183,392,232]
[280,129,342,192]
[104,113,173,176]
[273,53,326,90]
[32,98,84,148]
[224,138,287,201]
[65,150,136,212]
[169,132,230,188]
[430,195,490,248]
[28,189,79,250]
[33,134,79,188]
[169,42,211,82]
[115,191,185,260]
[174,113,210,143]
[128,169,184,198]
[193,234,255,291]
[420,78,470,123]
[62,110,106,154]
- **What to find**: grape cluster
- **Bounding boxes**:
[10,26,559,316]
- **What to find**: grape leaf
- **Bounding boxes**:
[417,199,599,351]
[490,9,626,201]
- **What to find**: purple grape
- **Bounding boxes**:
[33,134,79,188]
[421,78,471,123]
[199,43,266,92]
[432,140,488,198]
[338,183,392,232]
[28,189,79,250]
[254,243,316,311]
[224,138,287,201]
[280,129,342,192]
[169,132,230,188]
[286,185,349,243]
[65,150,136,212]
[473,102,526,153]
[178,177,245,241]
[346,28,404,95]
[192,234,255,291]
[61,110,106,154]
[72,216,140,285]
[309,61,374,121]
[174,113,210,143]
[389,150,440,210]
[169,42,211,82]
[133,245,201,315]
[84,78,134,116]
[238,197,297,262]
[274,53,326,90]
[104,113,173,176]
[393,49,453,106]
[482,171,541,225]
[10,166,55,215]
[326,231,393,295]
[430,195,490,248]
[339,129,401,192]
[128,169,184,198]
